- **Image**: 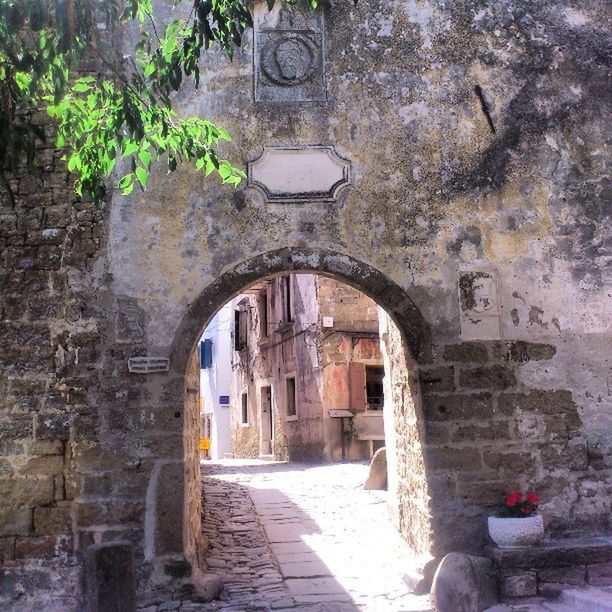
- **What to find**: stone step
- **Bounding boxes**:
[541,602,581,611]
[557,586,612,611]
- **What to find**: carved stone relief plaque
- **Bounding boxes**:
[459,271,501,340]
[254,3,325,103]
[117,296,147,344]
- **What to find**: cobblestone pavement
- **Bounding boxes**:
[168,459,432,612]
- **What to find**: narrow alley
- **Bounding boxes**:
[144,460,432,612]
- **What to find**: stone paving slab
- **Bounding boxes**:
[264,523,308,543]
[271,541,313,555]
[279,559,333,578]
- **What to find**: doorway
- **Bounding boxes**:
[260,385,273,456]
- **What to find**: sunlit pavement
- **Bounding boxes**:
[196,459,432,611]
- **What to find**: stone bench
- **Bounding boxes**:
[487,536,612,598]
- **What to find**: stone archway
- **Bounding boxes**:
[156,246,435,584]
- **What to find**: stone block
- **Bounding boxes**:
[424,421,450,443]
[15,534,72,559]
[537,582,565,597]
[0,476,54,506]
[24,440,64,455]
[505,341,556,362]
[431,515,489,555]
[35,412,74,440]
[82,473,112,496]
[155,462,184,555]
[452,420,511,442]
[0,565,53,600]
[0,507,32,536]
[85,542,136,612]
[482,451,534,473]
[56,473,68,500]
[431,552,497,612]
[540,442,588,471]
[0,458,13,477]
[539,565,586,585]
[497,390,577,416]
[423,393,497,422]
[488,537,612,569]
[0,536,15,562]
[459,366,516,390]
[441,342,488,363]
[18,454,64,476]
[420,366,455,394]
[34,505,71,535]
[427,447,481,471]
[0,417,33,441]
[457,480,519,507]
[587,561,612,586]
[500,569,537,597]
[78,500,115,527]
[364,447,387,490]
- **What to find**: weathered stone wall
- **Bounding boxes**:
[0,111,108,607]
[379,309,431,557]
[0,0,610,604]
[421,339,608,552]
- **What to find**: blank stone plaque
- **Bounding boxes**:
[248,146,350,202]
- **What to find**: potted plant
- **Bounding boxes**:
[488,491,544,548]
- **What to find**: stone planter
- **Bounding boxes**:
[488,515,544,548]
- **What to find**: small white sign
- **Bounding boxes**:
[128,357,170,374]
[322,316,334,328]
[328,410,354,418]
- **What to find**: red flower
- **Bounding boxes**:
[519,506,531,515]
[506,491,523,507]
[526,492,539,505]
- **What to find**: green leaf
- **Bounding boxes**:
[117,174,134,189]
[67,155,80,172]
[123,141,139,157]
[165,20,183,39]
[144,61,156,77]
[72,81,92,93]
[218,162,232,180]
[122,181,135,196]
[139,149,152,170]
[135,166,148,189]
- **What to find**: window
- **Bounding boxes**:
[241,393,249,425]
[282,276,293,322]
[234,308,248,351]
[365,366,385,410]
[286,376,297,419]
[259,290,269,338]
[199,338,213,369]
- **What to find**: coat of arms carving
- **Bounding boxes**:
[254,4,325,103]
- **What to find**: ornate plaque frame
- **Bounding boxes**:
[247,146,351,203]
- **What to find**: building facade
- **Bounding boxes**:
[199,302,234,461]
[230,274,386,462]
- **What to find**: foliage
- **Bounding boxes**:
[0,0,275,203]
